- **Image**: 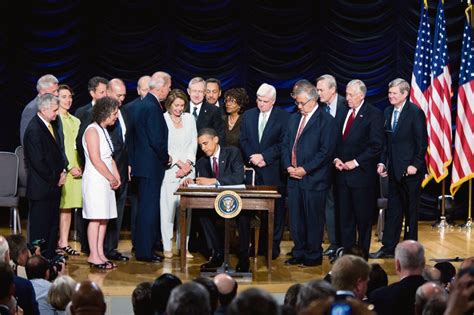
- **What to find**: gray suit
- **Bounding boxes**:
[20,96,39,145]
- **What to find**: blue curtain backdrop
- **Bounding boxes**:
[0,0,470,214]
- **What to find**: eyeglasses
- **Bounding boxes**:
[225,98,238,104]
[294,98,314,107]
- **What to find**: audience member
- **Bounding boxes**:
[0,262,15,315]
[284,283,301,308]
[422,294,447,315]
[131,282,153,315]
[151,273,182,315]
[193,277,218,314]
[166,282,210,315]
[57,84,82,257]
[299,297,376,315]
[433,262,456,289]
[223,87,248,148]
[296,279,336,313]
[227,288,278,315]
[213,273,238,315]
[459,256,474,270]
[47,276,77,314]
[369,240,426,315]
[422,266,441,283]
[414,282,447,315]
[443,267,474,315]
[331,255,371,300]
[69,281,106,315]
[5,235,31,269]
[366,263,388,296]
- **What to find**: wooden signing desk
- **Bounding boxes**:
[175,186,281,272]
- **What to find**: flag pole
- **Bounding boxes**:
[437,179,450,228]
[459,180,473,228]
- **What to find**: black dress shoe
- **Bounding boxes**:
[284,257,304,265]
[369,249,394,259]
[136,254,163,263]
[153,252,165,259]
[200,256,224,271]
[300,258,323,267]
[236,258,250,272]
[323,248,337,257]
[106,252,130,261]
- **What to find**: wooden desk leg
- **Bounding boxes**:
[179,201,187,272]
[267,200,274,271]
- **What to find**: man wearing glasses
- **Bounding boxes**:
[282,81,336,267]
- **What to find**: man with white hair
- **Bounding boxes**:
[282,80,336,267]
[369,240,426,315]
[128,71,171,262]
[23,94,67,259]
[20,74,59,144]
[240,83,289,260]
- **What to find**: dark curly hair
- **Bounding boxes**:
[165,89,189,112]
[224,88,249,114]
[92,97,119,124]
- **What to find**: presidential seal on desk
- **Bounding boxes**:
[214,190,242,219]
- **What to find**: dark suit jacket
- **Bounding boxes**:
[195,146,244,185]
[20,96,39,145]
[23,115,66,200]
[107,108,130,182]
[127,93,168,179]
[282,107,336,190]
[240,107,289,187]
[334,102,384,188]
[381,101,428,182]
[14,276,40,315]
[369,275,425,315]
[187,101,226,145]
[319,94,348,121]
[74,102,93,167]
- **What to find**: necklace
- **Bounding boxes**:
[228,115,239,130]
[99,124,115,156]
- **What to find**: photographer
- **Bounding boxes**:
[25,256,67,315]
[6,235,34,275]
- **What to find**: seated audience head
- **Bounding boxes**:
[6,234,30,266]
[70,280,106,315]
[187,77,206,105]
[292,80,318,115]
[256,83,276,113]
[205,78,222,105]
[316,74,338,104]
[227,288,278,315]
[151,273,182,314]
[213,273,238,307]
[0,236,9,263]
[48,275,77,311]
[331,255,371,300]
[166,282,210,315]
[346,79,367,109]
[460,256,474,270]
[224,88,249,115]
[395,240,425,277]
[434,262,456,288]
[137,75,151,98]
[193,277,218,313]
[0,262,14,307]
[366,263,388,296]
[165,89,189,114]
[131,282,153,315]
[37,93,60,122]
[446,267,474,314]
[198,128,219,157]
[422,294,447,315]
[284,283,302,308]
[25,255,49,280]
[422,266,441,283]
[149,71,172,101]
[92,96,119,126]
[87,76,109,102]
[414,282,447,315]
[296,279,336,312]
[37,74,59,96]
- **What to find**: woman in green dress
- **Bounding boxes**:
[57,84,82,255]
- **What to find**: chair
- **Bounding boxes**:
[14,146,28,198]
[244,166,261,258]
[376,175,389,241]
[0,151,21,234]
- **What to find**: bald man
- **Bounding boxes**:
[414,282,447,315]
[70,281,106,315]
[214,273,238,315]
[104,78,130,262]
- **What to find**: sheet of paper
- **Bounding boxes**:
[186,184,246,189]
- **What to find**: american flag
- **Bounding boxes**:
[423,0,452,187]
[410,3,432,116]
[450,19,474,195]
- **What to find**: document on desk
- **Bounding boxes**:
[187,184,246,189]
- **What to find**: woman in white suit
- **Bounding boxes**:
[160,89,197,258]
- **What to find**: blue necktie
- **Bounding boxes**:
[325,105,331,113]
[392,110,399,131]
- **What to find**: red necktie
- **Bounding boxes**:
[291,114,307,167]
[212,157,219,178]
[342,109,356,140]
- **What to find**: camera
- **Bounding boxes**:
[27,239,46,255]
[48,254,67,281]
[329,302,352,315]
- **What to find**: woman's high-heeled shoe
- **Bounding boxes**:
[186,251,194,259]
[105,260,117,269]
[164,251,173,259]
[88,262,109,269]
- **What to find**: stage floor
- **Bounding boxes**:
[2,221,472,296]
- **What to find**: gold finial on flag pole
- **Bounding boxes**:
[424,0,428,9]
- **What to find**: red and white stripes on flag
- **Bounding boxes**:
[422,0,452,187]
[450,19,474,195]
